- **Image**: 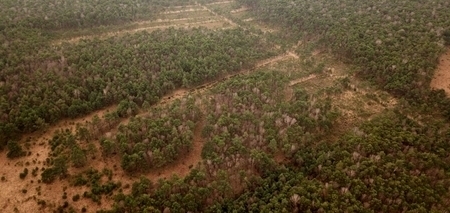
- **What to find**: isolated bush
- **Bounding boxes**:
[72,194,80,202]
[19,168,29,179]
[7,141,26,159]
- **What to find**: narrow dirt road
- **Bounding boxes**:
[289,74,317,86]
[161,8,206,14]
[206,1,235,5]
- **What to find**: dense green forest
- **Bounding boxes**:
[100,73,450,212]
[0,28,277,147]
[0,0,194,30]
[113,97,202,172]
[237,0,450,98]
[3,0,450,212]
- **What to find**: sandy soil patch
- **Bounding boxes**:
[162,8,206,14]
[167,5,199,9]
[430,48,450,95]
[205,1,235,5]
[289,74,317,86]
[0,105,117,213]
[230,7,249,14]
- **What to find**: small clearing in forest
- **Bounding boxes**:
[430,49,450,95]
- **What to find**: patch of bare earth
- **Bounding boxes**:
[230,7,249,14]
[205,1,235,5]
[0,105,117,213]
[274,151,288,164]
[431,48,450,95]
[289,74,317,86]
[161,8,206,14]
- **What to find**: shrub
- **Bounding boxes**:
[444,29,450,45]
[7,141,26,159]
[72,194,80,202]
[19,168,29,179]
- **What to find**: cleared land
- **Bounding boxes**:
[431,48,450,95]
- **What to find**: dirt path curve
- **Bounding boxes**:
[431,48,450,95]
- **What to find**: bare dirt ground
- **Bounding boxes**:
[230,7,249,14]
[162,8,206,14]
[205,1,235,5]
[430,48,450,95]
[289,74,317,86]
[0,105,117,213]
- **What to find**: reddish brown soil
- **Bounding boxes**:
[431,49,450,95]
[0,105,117,213]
